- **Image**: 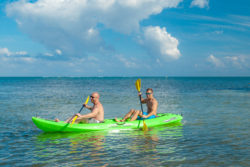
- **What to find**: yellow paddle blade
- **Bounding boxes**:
[135,80,138,91]
[84,96,90,105]
[135,79,141,92]
[142,120,148,131]
[71,116,78,125]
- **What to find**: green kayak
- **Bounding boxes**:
[32,113,183,132]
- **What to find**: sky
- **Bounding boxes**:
[0,0,250,77]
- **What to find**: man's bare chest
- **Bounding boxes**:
[146,100,154,108]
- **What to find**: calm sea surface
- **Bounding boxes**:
[0,77,249,166]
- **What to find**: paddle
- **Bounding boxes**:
[135,79,148,131]
[71,96,90,125]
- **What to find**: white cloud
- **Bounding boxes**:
[141,26,181,61]
[55,49,62,55]
[225,55,249,68]
[0,47,35,64]
[116,54,137,68]
[15,51,28,56]
[43,49,63,58]
[0,47,28,57]
[207,54,224,67]
[0,48,11,56]
[6,0,182,58]
[191,0,209,8]
[207,54,250,69]
[214,30,223,35]
[20,57,35,63]
[44,53,53,57]
[88,56,99,62]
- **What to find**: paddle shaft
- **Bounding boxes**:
[138,94,144,113]
[78,105,85,114]
[138,94,146,129]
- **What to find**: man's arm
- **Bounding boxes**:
[76,107,98,119]
[141,97,147,104]
[139,93,147,104]
[83,104,93,110]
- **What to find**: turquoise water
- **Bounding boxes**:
[0,77,249,166]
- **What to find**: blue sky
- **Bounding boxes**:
[0,0,249,77]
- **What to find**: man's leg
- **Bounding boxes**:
[130,110,141,121]
[55,115,83,123]
[75,118,88,124]
[54,115,74,123]
[115,109,136,122]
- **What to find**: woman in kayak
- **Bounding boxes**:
[55,92,104,123]
[115,88,158,122]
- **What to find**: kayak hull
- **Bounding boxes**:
[32,113,183,132]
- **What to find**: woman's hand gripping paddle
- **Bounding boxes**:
[71,96,89,125]
[135,79,148,131]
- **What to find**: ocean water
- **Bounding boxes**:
[0,77,249,166]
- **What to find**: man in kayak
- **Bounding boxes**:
[115,88,158,122]
[55,92,104,123]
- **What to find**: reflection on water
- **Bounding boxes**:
[31,123,183,166]
[33,131,107,166]
[123,123,185,166]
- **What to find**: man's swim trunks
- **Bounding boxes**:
[137,112,156,120]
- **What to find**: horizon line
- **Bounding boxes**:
[0,76,249,78]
